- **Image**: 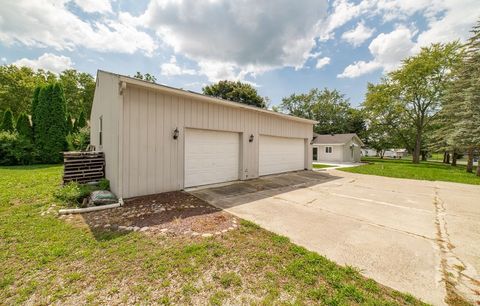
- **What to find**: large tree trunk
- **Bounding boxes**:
[413,131,422,164]
[446,153,450,164]
[443,151,447,163]
[451,151,457,167]
[466,147,473,173]
[477,159,480,177]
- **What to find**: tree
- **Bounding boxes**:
[133,72,157,83]
[280,88,366,136]
[0,65,55,115]
[31,86,40,138]
[74,111,87,132]
[1,108,14,132]
[66,114,74,135]
[59,70,95,118]
[15,112,33,140]
[203,80,267,108]
[34,83,67,163]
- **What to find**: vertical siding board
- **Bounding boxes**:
[147,90,156,194]
[123,89,130,196]
[177,97,185,189]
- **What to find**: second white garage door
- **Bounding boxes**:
[185,129,240,188]
[259,135,305,175]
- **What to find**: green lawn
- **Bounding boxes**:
[340,157,480,185]
[312,163,334,169]
[0,165,427,305]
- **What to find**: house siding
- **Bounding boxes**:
[118,84,313,198]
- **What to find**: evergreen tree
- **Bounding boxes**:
[34,83,67,163]
[74,110,87,132]
[15,112,33,140]
[66,114,74,135]
[31,86,40,139]
[1,108,14,132]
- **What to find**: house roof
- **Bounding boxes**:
[98,70,317,125]
[312,133,364,146]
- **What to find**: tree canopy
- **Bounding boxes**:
[280,88,366,137]
[133,72,157,83]
[202,80,267,108]
[1,108,14,132]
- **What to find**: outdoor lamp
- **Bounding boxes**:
[249,134,254,142]
[310,136,317,145]
[173,128,179,140]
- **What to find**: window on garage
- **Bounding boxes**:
[313,147,318,160]
[325,146,332,153]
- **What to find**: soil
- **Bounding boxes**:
[62,191,238,236]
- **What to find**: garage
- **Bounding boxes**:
[259,135,305,175]
[184,129,240,188]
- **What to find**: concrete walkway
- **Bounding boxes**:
[189,170,480,305]
[313,161,363,169]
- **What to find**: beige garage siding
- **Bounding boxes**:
[120,84,313,198]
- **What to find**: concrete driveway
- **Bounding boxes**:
[188,170,480,305]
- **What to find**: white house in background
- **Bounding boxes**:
[90,70,315,199]
[361,148,378,157]
[384,149,408,159]
[312,133,364,163]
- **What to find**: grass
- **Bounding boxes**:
[340,157,480,185]
[0,164,429,305]
[312,163,334,169]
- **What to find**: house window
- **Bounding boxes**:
[99,116,103,147]
[313,147,318,160]
[325,146,332,154]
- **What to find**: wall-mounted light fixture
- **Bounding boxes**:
[249,134,254,142]
[310,136,317,145]
[173,128,179,140]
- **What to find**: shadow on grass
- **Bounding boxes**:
[0,164,62,171]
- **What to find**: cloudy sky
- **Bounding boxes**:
[1,0,479,107]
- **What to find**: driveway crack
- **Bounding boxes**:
[433,187,480,305]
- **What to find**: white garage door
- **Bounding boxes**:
[185,129,240,188]
[259,135,305,175]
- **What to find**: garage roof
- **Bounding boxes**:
[99,70,317,125]
[313,133,364,146]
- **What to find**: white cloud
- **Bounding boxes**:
[13,53,73,74]
[160,56,196,76]
[142,0,328,81]
[315,57,331,69]
[341,22,374,47]
[1,57,6,62]
[73,0,112,14]
[0,0,156,55]
[338,26,415,78]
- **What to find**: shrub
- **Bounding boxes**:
[73,110,87,132]
[54,182,92,206]
[0,132,34,165]
[66,127,90,151]
[98,178,110,190]
[1,109,14,132]
[15,112,33,140]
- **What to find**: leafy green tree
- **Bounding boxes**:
[66,114,74,135]
[15,112,33,140]
[203,80,267,108]
[74,111,87,132]
[34,83,67,163]
[280,88,366,136]
[0,65,55,115]
[388,42,462,163]
[59,70,95,118]
[133,72,157,83]
[1,108,14,132]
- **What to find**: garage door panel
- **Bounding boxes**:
[259,136,305,175]
[185,129,239,187]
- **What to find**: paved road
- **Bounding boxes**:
[189,170,480,305]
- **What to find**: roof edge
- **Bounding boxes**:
[98,70,317,125]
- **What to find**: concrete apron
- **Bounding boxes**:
[188,170,480,306]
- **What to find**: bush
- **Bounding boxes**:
[0,131,34,165]
[15,112,33,140]
[1,109,14,132]
[66,127,90,151]
[98,178,110,190]
[54,182,92,206]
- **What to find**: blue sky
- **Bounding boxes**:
[1,0,479,107]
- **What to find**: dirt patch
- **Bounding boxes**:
[61,191,238,237]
